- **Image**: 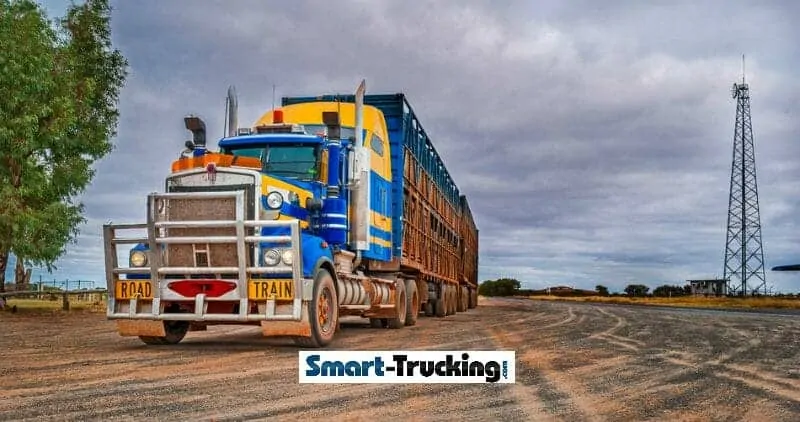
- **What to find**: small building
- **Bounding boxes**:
[687,279,729,297]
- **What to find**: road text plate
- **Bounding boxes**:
[248,279,294,300]
[115,280,153,300]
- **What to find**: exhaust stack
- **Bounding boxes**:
[226,85,238,137]
[350,79,370,251]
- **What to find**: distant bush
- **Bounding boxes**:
[478,278,521,297]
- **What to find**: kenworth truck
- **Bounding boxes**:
[102,80,479,347]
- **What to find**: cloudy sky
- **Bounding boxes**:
[16,0,800,293]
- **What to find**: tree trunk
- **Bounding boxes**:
[14,259,30,291]
[0,250,7,293]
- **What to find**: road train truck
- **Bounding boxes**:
[102,80,479,347]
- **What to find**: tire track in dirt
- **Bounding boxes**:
[588,307,645,352]
[483,303,604,422]
[662,352,800,404]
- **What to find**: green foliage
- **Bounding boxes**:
[0,0,127,281]
[595,284,609,296]
[624,284,649,297]
[478,278,521,297]
[652,284,692,297]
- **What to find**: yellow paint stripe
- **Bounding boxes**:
[370,235,392,248]
[371,210,392,233]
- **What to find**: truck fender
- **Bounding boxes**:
[312,256,338,294]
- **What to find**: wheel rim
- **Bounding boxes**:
[318,286,333,333]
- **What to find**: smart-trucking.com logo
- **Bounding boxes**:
[298,350,515,384]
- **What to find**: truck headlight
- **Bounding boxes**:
[266,191,283,209]
[130,251,147,267]
[281,249,294,265]
[263,248,281,266]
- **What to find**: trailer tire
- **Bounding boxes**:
[293,268,338,348]
[404,279,419,326]
[423,301,434,317]
[138,320,189,345]
[457,286,467,312]
[446,284,456,316]
[434,284,446,318]
[468,288,477,309]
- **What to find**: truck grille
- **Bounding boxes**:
[162,184,256,276]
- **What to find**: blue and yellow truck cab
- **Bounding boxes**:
[103,80,479,348]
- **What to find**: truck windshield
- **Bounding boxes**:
[301,124,356,140]
[224,143,320,181]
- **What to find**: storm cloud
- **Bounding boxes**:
[23,0,800,293]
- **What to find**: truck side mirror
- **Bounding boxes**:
[184,115,207,148]
[322,111,340,140]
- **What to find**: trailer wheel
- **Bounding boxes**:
[457,286,467,312]
[446,284,456,316]
[467,287,477,309]
[387,279,407,329]
[423,301,434,317]
[472,288,479,309]
[404,279,419,326]
[434,283,446,317]
[370,318,387,328]
[293,268,338,348]
[139,320,189,345]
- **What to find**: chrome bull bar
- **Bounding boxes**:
[102,190,311,322]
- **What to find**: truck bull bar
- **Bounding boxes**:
[102,191,312,323]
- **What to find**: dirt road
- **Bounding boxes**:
[1,297,800,421]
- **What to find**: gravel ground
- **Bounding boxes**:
[1,296,799,421]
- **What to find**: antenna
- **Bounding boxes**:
[722,58,766,297]
[742,54,746,84]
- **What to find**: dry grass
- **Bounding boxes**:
[0,298,106,315]
[526,294,800,310]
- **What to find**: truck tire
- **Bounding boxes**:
[293,268,338,348]
[370,318,387,328]
[434,283,446,317]
[139,320,189,345]
[446,284,456,316]
[387,279,407,329]
[457,286,467,312]
[404,278,419,326]
[423,301,434,317]
[467,288,477,309]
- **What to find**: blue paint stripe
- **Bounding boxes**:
[370,226,391,241]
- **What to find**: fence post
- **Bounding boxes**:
[62,291,69,311]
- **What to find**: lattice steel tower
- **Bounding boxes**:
[723,58,767,296]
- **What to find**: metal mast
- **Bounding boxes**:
[723,55,767,296]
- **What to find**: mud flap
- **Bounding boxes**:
[260,301,312,338]
[116,320,166,337]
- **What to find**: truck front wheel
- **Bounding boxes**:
[138,320,189,345]
[294,268,338,348]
